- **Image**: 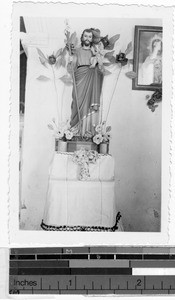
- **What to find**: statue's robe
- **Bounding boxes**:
[70,47,103,134]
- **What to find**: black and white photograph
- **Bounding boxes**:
[0,1,175,297]
[9,3,172,244]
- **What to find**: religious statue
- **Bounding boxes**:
[37,25,133,140]
[69,28,104,135]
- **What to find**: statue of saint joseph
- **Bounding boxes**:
[70,28,104,135]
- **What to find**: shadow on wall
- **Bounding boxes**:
[121,207,160,232]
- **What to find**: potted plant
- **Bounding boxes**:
[92,121,111,154]
[48,119,74,152]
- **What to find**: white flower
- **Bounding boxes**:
[73,149,88,164]
[102,132,111,142]
[73,149,99,180]
[79,153,89,164]
[95,124,103,133]
[88,152,94,161]
[102,135,108,142]
[65,130,73,140]
[106,132,111,139]
[55,128,64,139]
[93,134,103,145]
[87,150,99,163]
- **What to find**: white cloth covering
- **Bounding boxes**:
[43,180,116,227]
[50,152,115,181]
[43,152,118,228]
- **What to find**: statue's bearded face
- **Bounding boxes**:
[82,31,93,46]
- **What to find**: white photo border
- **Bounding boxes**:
[9,2,173,246]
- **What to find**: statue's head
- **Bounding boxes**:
[81,29,93,47]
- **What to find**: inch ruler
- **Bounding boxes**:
[9,247,175,295]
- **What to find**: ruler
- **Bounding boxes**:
[9,247,175,295]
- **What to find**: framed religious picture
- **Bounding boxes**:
[132,25,162,90]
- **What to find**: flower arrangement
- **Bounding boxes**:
[72,148,99,180]
[48,118,74,141]
[47,118,111,153]
[92,121,111,145]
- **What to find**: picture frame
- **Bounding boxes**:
[132,25,162,91]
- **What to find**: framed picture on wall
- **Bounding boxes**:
[132,25,162,90]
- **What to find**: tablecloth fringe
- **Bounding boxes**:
[41,212,122,232]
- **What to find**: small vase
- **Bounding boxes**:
[99,143,109,154]
[56,139,67,152]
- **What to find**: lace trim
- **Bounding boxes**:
[41,212,121,232]
[55,151,111,157]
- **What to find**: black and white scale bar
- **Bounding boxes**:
[10,255,36,260]
[10,254,88,260]
[10,253,175,260]
[9,259,175,268]
[10,268,132,275]
[10,260,129,268]
[11,247,175,254]
[9,275,175,294]
[9,248,175,295]
[90,254,115,259]
[9,289,175,295]
[10,261,69,268]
